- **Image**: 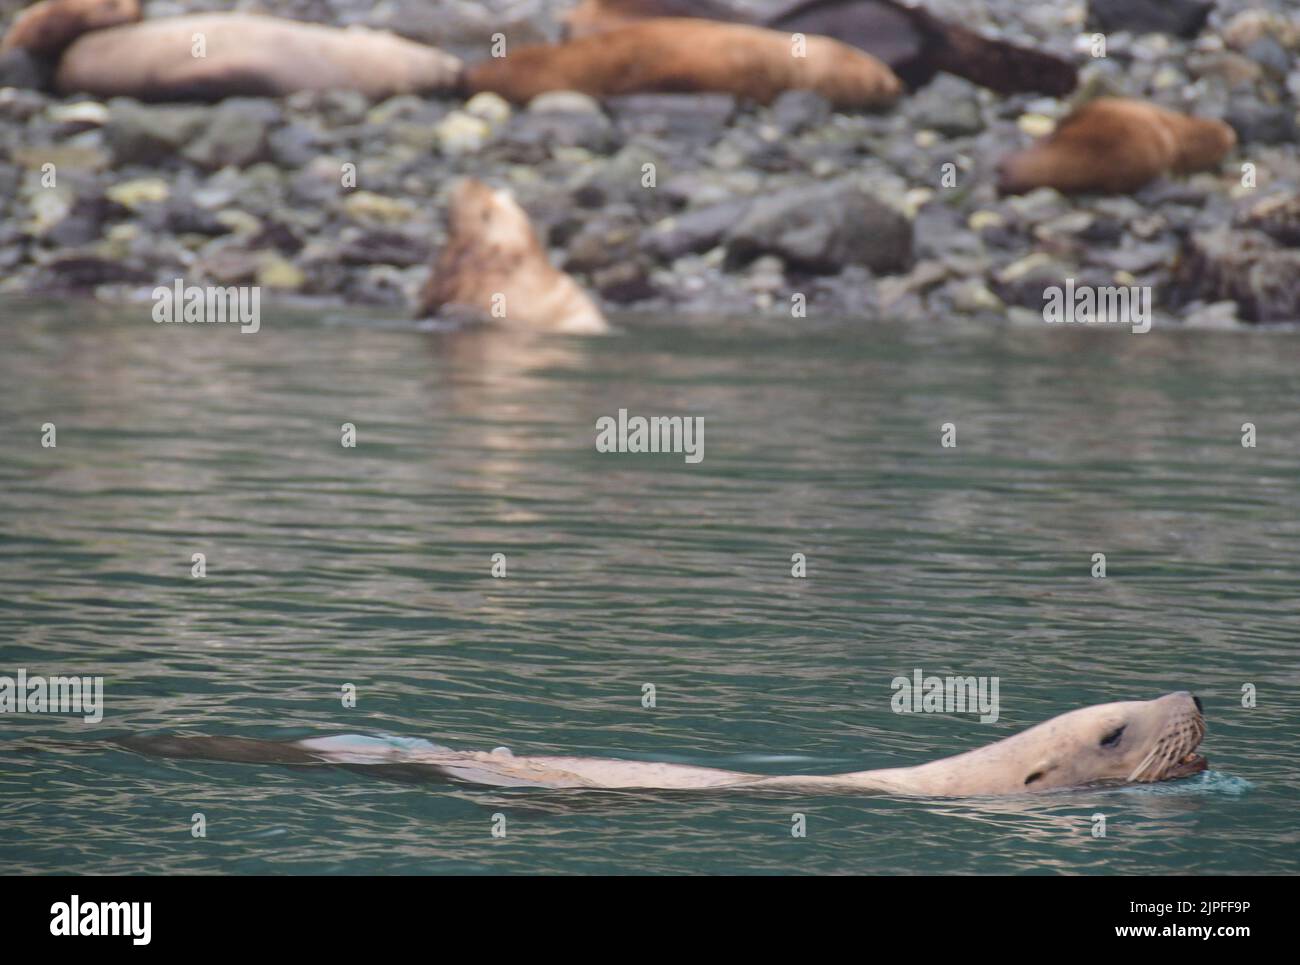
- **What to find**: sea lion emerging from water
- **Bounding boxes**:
[0,0,138,59]
[465,18,902,109]
[418,179,608,335]
[997,98,1237,195]
[562,0,1078,96]
[44,12,462,100]
[118,692,1208,796]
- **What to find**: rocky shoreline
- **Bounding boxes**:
[1,0,1298,325]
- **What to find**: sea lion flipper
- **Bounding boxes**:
[766,0,1076,95]
[930,22,1077,96]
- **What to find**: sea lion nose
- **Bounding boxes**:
[1192,694,1203,713]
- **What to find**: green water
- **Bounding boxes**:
[1,298,1297,874]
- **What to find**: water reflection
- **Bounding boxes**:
[0,299,1297,873]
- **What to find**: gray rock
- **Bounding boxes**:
[590,261,656,303]
[1236,192,1300,245]
[528,91,603,115]
[105,99,210,164]
[334,228,428,267]
[1181,300,1242,329]
[287,89,370,127]
[912,202,984,260]
[643,200,753,261]
[989,255,1110,310]
[31,251,150,292]
[725,181,913,274]
[0,48,50,90]
[1243,35,1292,79]
[267,122,323,169]
[607,94,737,145]
[44,195,124,247]
[184,99,282,170]
[769,90,832,136]
[570,143,672,213]
[1174,228,1300,322]
[1086,240,1176,274]
[194,245,262,286]
[1088,0,1213,38]
[142,198,229,237]
[564,208,642,274]
[494,108,620,160]
[1226,99,1299,145]
[344,264,411,306]
[905,75,985,138]
[0,87,49,122]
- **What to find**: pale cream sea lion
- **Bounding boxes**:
[998,97,1237,196]
[52,12,462,100]
[120,692,1208,797]
[418,179,608,335]
[0,0,138,59]
[465,18,902,109]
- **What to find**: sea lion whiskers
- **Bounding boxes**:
[1127,708,1205,782]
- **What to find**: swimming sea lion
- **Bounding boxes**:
[118,692,1208,797]
[52,13,462,101]
[465,18,902,109]
[561,0,1078,96]
[418,179,608,335]
[0,0,138,59]
[997,98,1237,196]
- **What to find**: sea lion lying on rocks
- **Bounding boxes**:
[465,18,902,109]
[2,5,463,101]
[418,179,608,335]
[562,0,1078,95]
[997,98,1237,195]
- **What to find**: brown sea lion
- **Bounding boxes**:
[0,0,138,59]
[466,18,902,109]
[53,13,462,101]
[418,179,608,335]
[118,692,1209,796]
[997,98,1237,195]
[562,0,1078,96]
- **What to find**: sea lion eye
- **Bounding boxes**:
[1024,771,1045,785]
[1099,726,1125,748]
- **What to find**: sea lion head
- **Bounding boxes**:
[1169,114,1238,174]
[444,178,536,254]
[1,0,140,59]
[1017,691,1207,791]
[419,178,608,334]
